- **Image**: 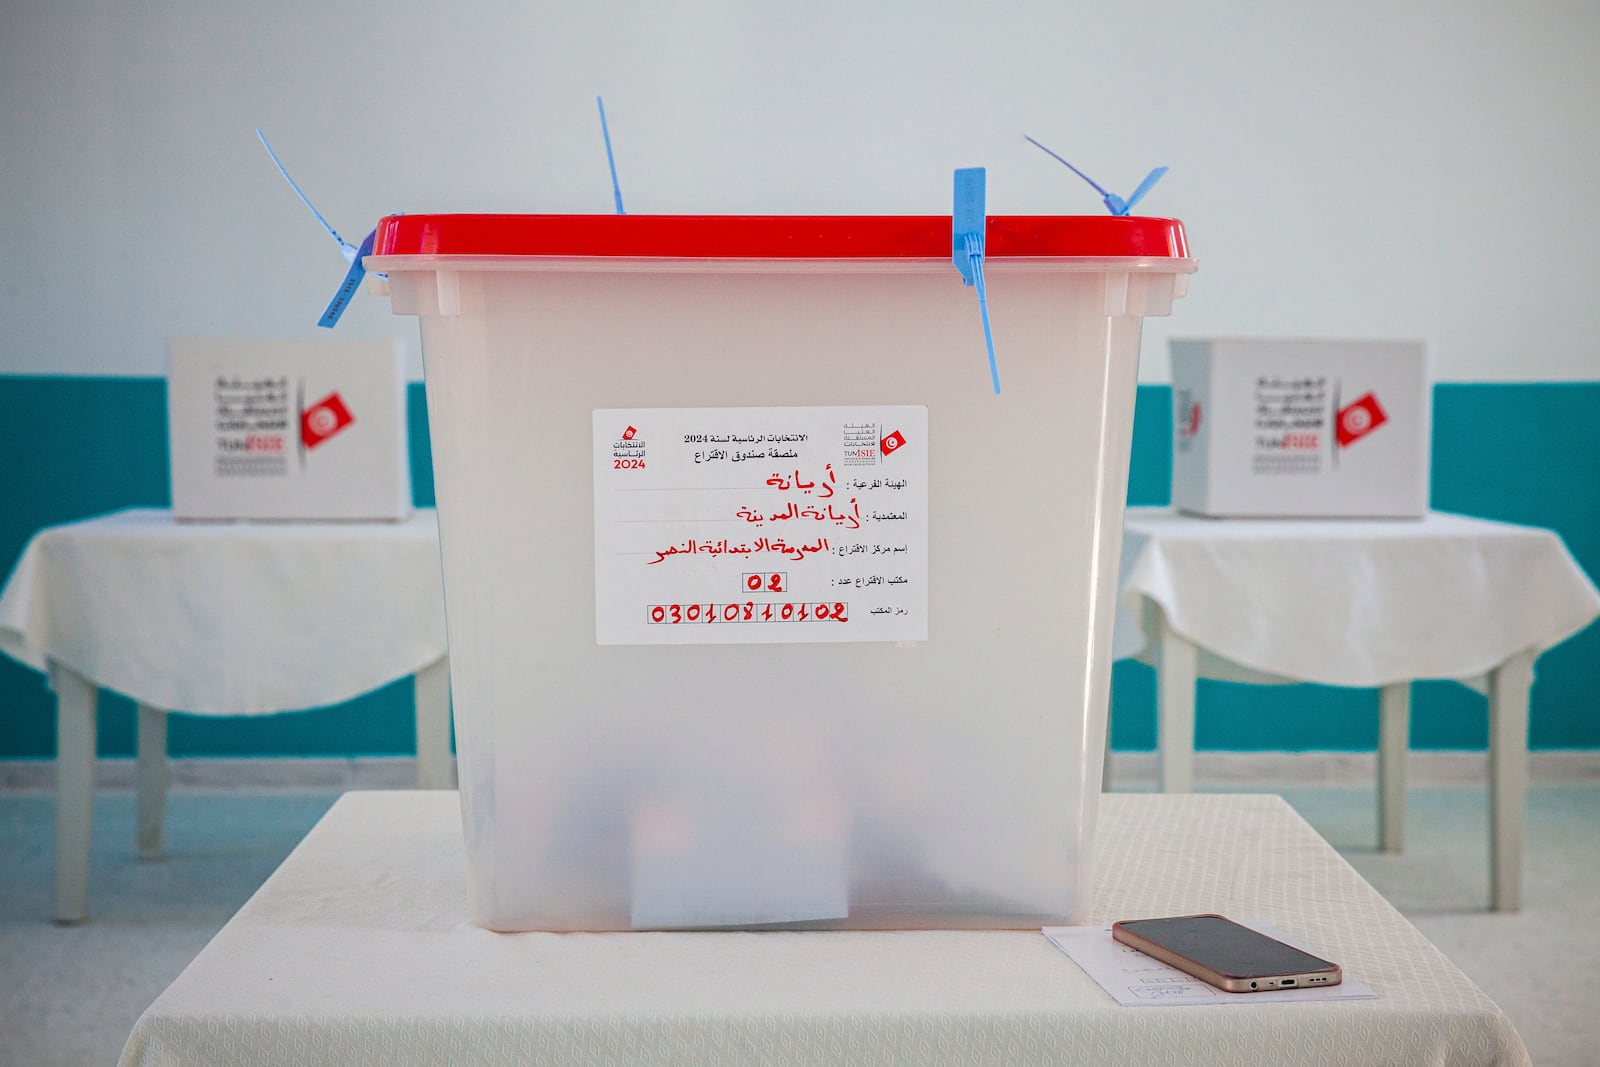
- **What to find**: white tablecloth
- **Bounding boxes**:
[1117,508,1600,687]
[119,792,1527,1066]
[0,509,447,714]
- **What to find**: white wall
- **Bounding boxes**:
[2,1,1597,382]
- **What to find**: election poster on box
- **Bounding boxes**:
[167,337,411,521]
[593,406,928,645]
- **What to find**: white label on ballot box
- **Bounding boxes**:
[593,406,929,646]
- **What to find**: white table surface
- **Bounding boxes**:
[119,791,1528,1067]
[1116,508,1599,687]
[0,508,448,715]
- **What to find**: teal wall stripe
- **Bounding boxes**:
[406,383,436,509]
[0,377,1595,758]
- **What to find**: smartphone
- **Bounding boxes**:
[1111,914,1342,993]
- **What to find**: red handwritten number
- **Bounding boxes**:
[648,601,847,624]
[767,573,784,592]
[746,573,763,592]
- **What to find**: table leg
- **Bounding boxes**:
[413,656,454,789]
[49,662,97,923]
[1488,650,1534,913]
[1377,682,1410,853]
[136,704,169,859]
[1156,613,1198,793]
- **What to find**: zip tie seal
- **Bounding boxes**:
[953,167,1000,394]
[1024,135,1167,216]
[598,96,625,215]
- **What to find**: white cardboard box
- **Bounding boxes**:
[1169,338,1430,518]
[168,337,412,521]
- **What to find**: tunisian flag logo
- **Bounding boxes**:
[880,429,907,457]
[301,392,355,450]
[1179,399,1203,438]
[1336,392,1387,448]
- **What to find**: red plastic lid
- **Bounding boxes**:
[372,214,1189,260]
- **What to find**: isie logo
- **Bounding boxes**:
[302,392,355,450]
[1335,392,1387,448]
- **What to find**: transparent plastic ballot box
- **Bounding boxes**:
[367,213,1195,931]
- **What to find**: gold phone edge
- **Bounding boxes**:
[1111,926,1343,994]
